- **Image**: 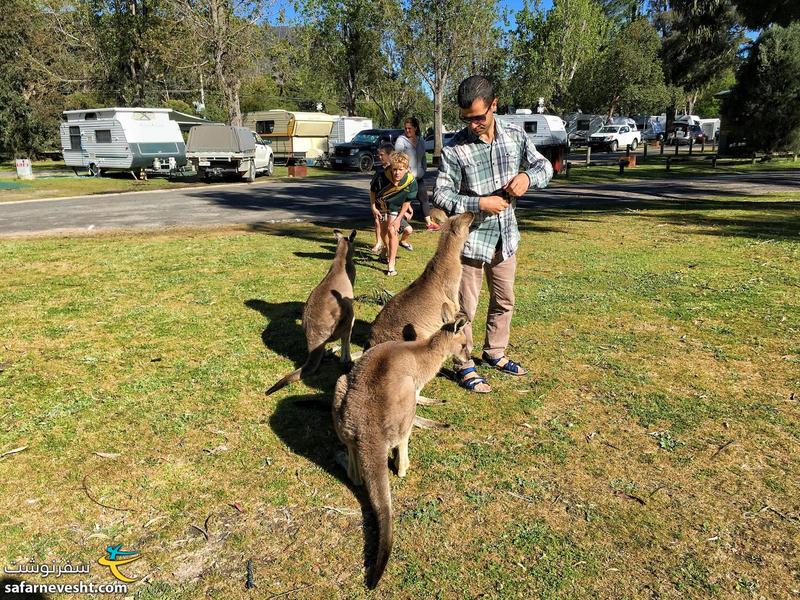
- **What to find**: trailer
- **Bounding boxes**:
[60,108,187,177]
[186,125,274,182]
[242,110,334,164]
[496,110,569,173]
[328,116,373,152]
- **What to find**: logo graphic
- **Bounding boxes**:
[97,545,141,583]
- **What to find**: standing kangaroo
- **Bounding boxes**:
[367,212,474,349]
[332,305,469,589]
[266,229,356,395]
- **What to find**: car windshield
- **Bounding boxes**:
[599,126,619,133]
[351,132,380,143]
[577,120,591,130]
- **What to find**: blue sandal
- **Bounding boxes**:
[482,353,527,376]
[456,367,491,393]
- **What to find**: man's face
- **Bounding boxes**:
[378,150,391,166]
[390,163,408,183]
[460,97,497,136]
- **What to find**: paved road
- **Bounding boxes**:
[1,171,798,236]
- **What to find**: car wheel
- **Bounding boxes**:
[245,161,256,183]
[609,141,618,153]
[265,156,274,177]
[358,153,374,173]
[630,138,638,151]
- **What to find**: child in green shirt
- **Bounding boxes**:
[370,151,416,276]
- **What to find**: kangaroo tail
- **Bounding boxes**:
[265,346,326,395]
[361,443,393,589]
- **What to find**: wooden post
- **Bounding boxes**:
[751,152,757,165]
[711,156,717,168]
[585,145,591,166]
[689,138,693,156]
[660,140,665,156]
[666,157,671,171]
[565,161,571,178]
[642,141,648,163]
[674,142,679,157]
[701,139,705,153]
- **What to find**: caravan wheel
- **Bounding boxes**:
[89,163,102,177]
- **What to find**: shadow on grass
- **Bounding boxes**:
[269,393,381,588]
[519,184,800,241]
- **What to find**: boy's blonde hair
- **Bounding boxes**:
[389,151,410,169]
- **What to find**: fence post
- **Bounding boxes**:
[642,141,648,163]
[666,157,671,171]
[660,140,665,155]
[585,145,591,167]
[619,160,626,175]
[751,152,757,165]
[565,161,571,178]
[711,156,717,168]
[689,138,693,156]
[674,142,679,157]
[701,139,705,153]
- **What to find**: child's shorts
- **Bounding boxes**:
[382,212,410,232]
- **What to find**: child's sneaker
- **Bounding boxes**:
[399,241,413,251]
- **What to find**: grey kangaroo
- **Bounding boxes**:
[266,229,356,395]
[332,305,469,589]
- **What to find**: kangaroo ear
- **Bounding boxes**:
[333,229,343,241]
[349,229,357,242]
[441,302,454,324]
[453,316,468,333]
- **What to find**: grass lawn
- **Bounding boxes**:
[0,166,341,203]
[1,192,798,598]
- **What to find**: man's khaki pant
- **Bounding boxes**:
[454,249,517,370]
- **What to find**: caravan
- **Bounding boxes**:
[60,108,187,176]
[496,110,569,173]
[243,110,335,164]
[328,116,373,152]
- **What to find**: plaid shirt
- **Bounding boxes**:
[433,118,553,263]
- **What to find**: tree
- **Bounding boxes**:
[302,0,390,116]
[723,23,800,152]
[509,0,609,112]
[571,18,668,117]
[653,0,743,128]
[172,0,271,125]
[731,0,800,29]
[400,0,499,157]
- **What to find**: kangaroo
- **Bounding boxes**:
[364,211,473,415]
[332,305,469,589]
[265,229,356,395]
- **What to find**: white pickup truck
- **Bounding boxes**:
[588,123,641,153]
[186,125,274,182]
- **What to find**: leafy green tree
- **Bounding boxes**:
[571,18,668,117]
[509,0,609,112]
[731,0,800,29]
[653,0,743,126]
[400,0,499,157]
[692,69,736,117]
[723,23,800,152]
[301,0,391,116]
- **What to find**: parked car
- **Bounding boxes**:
[633,114,666,142]
[667,123,706,145]
[186,125,273,182]
[330,128,403,172]
[424,131,457,152]
[587,123,641,152]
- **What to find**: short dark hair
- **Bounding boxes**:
[457,75,495,109]
[378,142,394,155]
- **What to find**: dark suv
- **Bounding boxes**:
[331,128,403,172]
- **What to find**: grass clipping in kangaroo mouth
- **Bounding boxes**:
[332,304,470,589]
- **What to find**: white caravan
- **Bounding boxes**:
[328,116,373,152]
[496,110,569,173]
[60,108,187,176]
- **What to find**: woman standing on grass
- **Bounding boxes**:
[395,117,439,231]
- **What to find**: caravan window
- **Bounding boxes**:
[69,126,82,150]
[85,112,97,120]
[96,130,112,143]
[523,121,538,134]
[256,120,275,134]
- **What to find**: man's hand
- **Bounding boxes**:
[503,172,531,197]
[479,195,510,215]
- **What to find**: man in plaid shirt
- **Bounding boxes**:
[433,75,553,393]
